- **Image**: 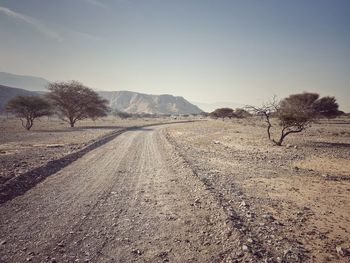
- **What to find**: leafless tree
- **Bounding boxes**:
[246,96,279,143]
[6,96,52,130]
[47,81,109,127]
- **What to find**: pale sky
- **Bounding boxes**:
[0,0,349,111]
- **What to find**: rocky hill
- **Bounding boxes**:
[0,85,38,112]
[99,90,203,115]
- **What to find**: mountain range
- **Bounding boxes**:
[99,91,202,115]
[0,72,203,115]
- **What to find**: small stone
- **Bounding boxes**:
[336,246,344,256]
[57,242,65,247]
[239,201,248,207]
[247,238,253,243]
[0,240,6,245]
[235,251,244,258]
[132,249,142,255]
[242,245,249,252]
[158,251,169,258]
[262,214,275,221]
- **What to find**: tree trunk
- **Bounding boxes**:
[275,138,283,146]
[275,128,303,146]
[26,118,33,130]
[69,117,75,127]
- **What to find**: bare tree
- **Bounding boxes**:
[247,93,340,146]
[47,81,109,127]
[6,96,52,130]
[246,96,279,143]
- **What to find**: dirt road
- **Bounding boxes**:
[0,125,240,263]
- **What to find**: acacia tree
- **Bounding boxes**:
[313,96,341,118]
[234,108,251,118]
[6,96,52,130]
[248,93,341,146]
[210,108,235,119]
[47,81,109,127]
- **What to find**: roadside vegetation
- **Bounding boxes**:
[209,92,343,146]
[46,81,109,127]
[5,81,109,129]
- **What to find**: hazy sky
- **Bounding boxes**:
[0,0,349,110]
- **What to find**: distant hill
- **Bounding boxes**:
[0,72,203,115]
[0,85,39,112]
[192,101,246,113]
[99,90,203,115]
[0,72,49,92]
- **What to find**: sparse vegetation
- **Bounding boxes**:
[47,81,109,127]
[210,108,234,119]
[113,111,133,119]
[248,93,341,146]
[210,107,251,120]
[6,96,52,130]
[167,119,350,262]
[234,108,251,118]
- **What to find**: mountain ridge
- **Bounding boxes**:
[99,90,203,115]
[0,72,203,115]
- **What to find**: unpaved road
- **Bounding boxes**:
[0,125,240,263]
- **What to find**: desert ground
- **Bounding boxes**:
[0,116,349,262]
[166,117,350,262]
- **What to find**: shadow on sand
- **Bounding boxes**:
[309,141,350,148]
